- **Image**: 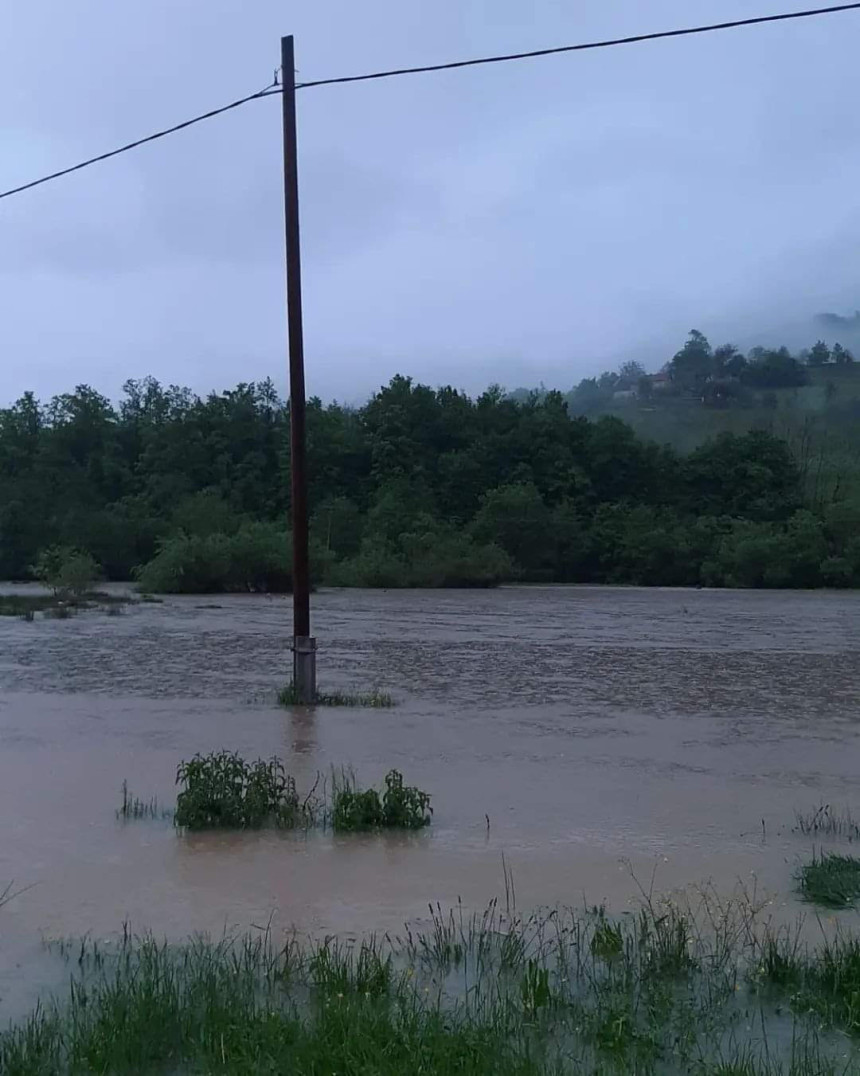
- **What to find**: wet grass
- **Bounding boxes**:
[277,682,395,708]
[794,804,860,843]
[754,924,860,1038]
[116,780,170,822]
[797,851,860,908]
[4,889,860,1074]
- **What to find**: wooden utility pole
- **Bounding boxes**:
[281,34,316,702]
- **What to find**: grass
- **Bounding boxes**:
[116,780,170,822]
[797,851,860,908]
[753,923,860,1039]
[277,682,395,708]
[794,804,860,842]
[5,889,860,1074]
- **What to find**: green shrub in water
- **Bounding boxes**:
[332,786,385,831]
[381,768,432,829]
[134,524,331,594]
[33,545,100,599]
[333,769,431,832]
[175,751,301,830]
[797,851,860,908]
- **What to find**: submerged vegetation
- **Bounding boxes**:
[0,594,57,618]
[794,804,860,842]
[797,851,860,909]
[174,753,304,830]
[277,683,395,708]
[0,591,133,619]
[0,547,133,618]
[32,545,100,599]
[4,889,860,1074]
[332,768,432,832]
[4,355,860,592]
[172,752,428,834]
[116,780,168,822]
[133,524,300,595]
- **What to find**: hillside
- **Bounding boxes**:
[560,336,860,505]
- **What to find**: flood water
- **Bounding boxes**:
[2,585,860,1019]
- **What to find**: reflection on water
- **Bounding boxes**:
[2,585,860,1018]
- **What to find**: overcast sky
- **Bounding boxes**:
[2,1,859,405]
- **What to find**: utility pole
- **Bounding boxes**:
[281,34,316,703]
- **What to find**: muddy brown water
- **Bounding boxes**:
[2,585,860,1020]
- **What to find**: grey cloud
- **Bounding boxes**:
[2,0,860,404]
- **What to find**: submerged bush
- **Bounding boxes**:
[173,755,431,834]
[33,545,101,598]
[134,524,331,594]
[331,785,385,831]
[175,752,302,830]
[332,769,431,832]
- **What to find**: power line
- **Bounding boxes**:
[2,3,859,201]
[0,85,279,201]
[294,3,860,89]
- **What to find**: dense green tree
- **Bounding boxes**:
[471,483,554,579]
[713,344,745,378]
[742,348,808,389]
[670,330,713,392]
[684,431,801,521]
[569,378,608,415]
[1,366,858,592]
[618,360,647,388]
[808,340,832,367]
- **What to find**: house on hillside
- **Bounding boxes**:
[648,372,672,392]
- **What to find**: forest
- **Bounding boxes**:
[565,330,855,414]
[2,343,860,592]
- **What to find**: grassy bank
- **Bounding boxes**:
[3,888,859,1074]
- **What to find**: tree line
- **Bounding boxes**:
[1,372,859,591]
[568,330,856,414]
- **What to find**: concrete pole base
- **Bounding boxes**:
[292,636,317,704]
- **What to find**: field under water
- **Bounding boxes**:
[2,584,860,1063]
